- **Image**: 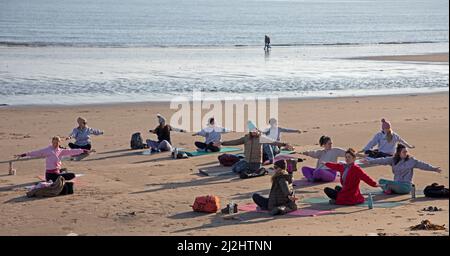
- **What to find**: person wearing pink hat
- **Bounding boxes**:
[361,118,414,158]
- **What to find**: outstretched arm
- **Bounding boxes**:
[170,126,186,133]
[414,159,442,173]
[17,147,49,158]
[362,133,380,152]
[301,149,321,159]
[324,162,344,173]
[358,168,379,188]
[397,135,414,149]
[89,128,104,136]
[60,148,88,157]
[361,157,394,166]
[66,129,77,141]
[279,127,301,134]
[221,136,246,146]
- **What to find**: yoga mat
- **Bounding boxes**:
[279,150,296,155]
[238,203,333,216]
[198,168,235,177]
[360,188,424,196]
[184,147,242,157]
[302,197,404,208]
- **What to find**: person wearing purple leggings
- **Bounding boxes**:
[300,136,347,182]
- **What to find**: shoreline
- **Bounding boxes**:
[2,90,449,110]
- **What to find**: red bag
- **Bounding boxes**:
[192,195,221,213]
[218,154,240,167]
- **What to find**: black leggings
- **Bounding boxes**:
[46,173,76,182]
[324,186,343,200]
[68,143,92,150]
[195,142,220,152]
[364,150,392,159]
[252,193,269,210]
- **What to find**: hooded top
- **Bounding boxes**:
[195,118,230,144]
[268,170,297,211]
[366,156,439,184]
[262,118,299,141]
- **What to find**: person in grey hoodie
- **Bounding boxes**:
[361,143,442,194]
[262,118,301,164]
[66,117,103,150]
[192,117,230,152]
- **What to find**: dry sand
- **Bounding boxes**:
[0,92,448,236]
[353,52,449,63]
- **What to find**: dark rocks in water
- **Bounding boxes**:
[0,104,8,106]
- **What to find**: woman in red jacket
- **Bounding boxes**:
[323,148,380,205]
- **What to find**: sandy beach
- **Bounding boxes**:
[0,90,448,236]
[354,52,449,63]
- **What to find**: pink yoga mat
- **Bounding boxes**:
[238,203,333,216]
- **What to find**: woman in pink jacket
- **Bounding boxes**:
[15,136,88,182]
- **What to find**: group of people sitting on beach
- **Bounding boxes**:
[15,117,104,182]
[14,114,443,215]
[252,119,442,215]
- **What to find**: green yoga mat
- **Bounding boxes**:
[302,197,404,208]
[184,147,242,157]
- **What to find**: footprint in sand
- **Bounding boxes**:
[312,127,320,129]
[405,119,413,121]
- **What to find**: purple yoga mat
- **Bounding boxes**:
[238,203,333,216]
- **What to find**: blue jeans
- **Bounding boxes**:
[263,144,280,162]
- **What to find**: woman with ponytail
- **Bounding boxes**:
[361,144,442,194]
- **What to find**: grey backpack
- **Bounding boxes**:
[130,132,145,149]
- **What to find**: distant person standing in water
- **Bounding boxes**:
[264,35,271,51]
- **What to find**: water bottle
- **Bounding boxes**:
[172,148,178,159]
[411,184,416,199]
[367,193,373,209]
[228,202,234,214]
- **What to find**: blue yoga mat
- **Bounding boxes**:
[302,197,404,208]
[184,147,242,157]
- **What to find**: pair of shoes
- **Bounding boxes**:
[221,204,239,214]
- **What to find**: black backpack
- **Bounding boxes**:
[130,132,145,150]
[424,183,449,198]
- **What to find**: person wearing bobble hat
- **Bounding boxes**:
[360,118,414,159]
[147,114,186,152]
